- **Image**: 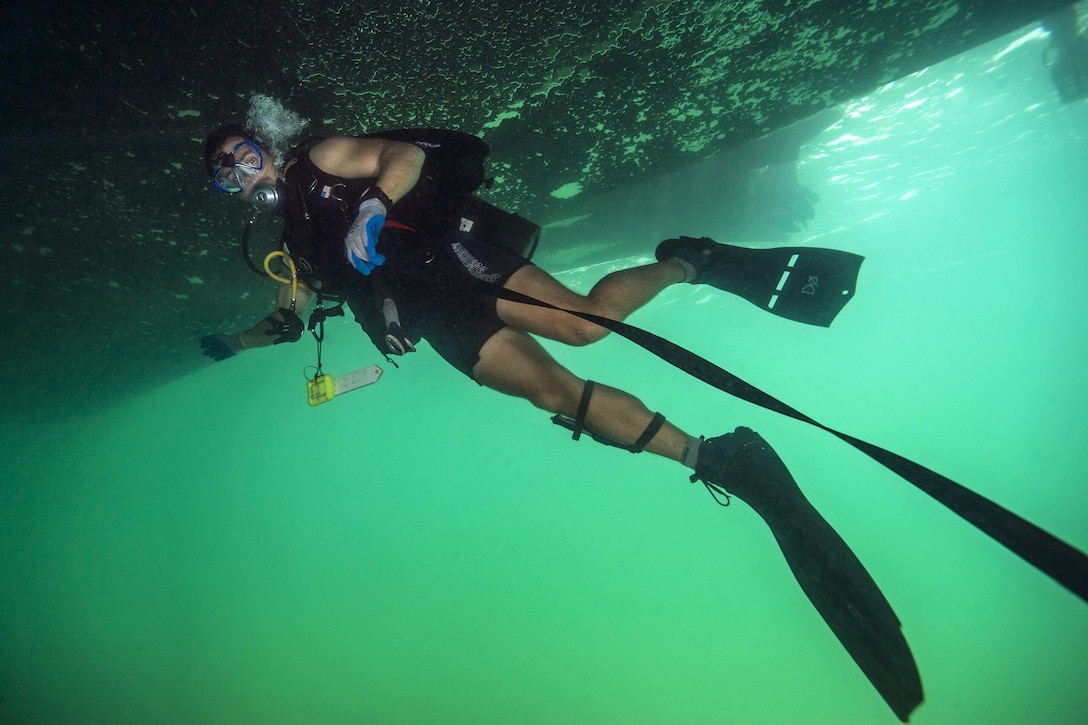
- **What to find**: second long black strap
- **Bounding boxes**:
[483,282,1088,605]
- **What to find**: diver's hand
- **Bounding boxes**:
[345,198,387,276]
[264,308,304,344]
[201,333,243,361]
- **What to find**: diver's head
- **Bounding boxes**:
[203,124,278,201]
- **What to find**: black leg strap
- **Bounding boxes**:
[551,379,665,454]
[628,412,666,453]
[569,380,595,441]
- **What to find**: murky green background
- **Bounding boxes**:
[2,23,1087,725]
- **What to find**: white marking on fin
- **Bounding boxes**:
[775,270,791,291]
[768,294,779,309]
[788,253,800,268]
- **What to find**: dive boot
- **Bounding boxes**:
[694,426,923,722]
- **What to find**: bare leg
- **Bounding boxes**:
[473,327,691,461]
[496,260,685,345]
[584,260,687,319]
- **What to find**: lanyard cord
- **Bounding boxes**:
[311,297,326,377]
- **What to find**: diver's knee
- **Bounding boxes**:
[521,376,582,415]
[527,386,572,415]
[556,320,609,346]
[577,323,610,345]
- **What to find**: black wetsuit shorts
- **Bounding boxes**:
[349,226,532,379]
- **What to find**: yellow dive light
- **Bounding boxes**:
[307,374,336,406]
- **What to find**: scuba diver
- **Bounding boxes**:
[202,124,708,464]
[1042,5,1088,104]
[199,123,864,491]
[198,120,923,720]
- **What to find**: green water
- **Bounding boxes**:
[3,23,1087,725]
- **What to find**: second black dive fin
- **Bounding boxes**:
[712,427,923,722]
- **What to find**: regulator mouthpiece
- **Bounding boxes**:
[252,183,280,209]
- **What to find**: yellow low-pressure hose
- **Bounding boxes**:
[263,251,299,308]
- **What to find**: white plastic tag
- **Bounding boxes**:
[332,365,383,396]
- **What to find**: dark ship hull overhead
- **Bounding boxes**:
[0,0,1072,420]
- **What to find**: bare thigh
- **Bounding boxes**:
[472,326,584,415]
[494,265,605,345]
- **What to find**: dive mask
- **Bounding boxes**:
[211,140,265,194]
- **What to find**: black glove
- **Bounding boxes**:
[264,307,304,344]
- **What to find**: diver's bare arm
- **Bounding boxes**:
[238,283,314,349]
[308,136,425,202]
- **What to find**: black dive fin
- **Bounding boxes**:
[720,428,923,722]
[659,237,864,327]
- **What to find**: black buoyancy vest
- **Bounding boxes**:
[362,128,490,200]
[275,129,492,292]
[362,128,491,235]
[276,150,375,295]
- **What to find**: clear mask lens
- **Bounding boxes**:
[211,141,264,194]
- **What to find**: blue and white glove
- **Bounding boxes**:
[200,333,243,361]
[345,198,387,276]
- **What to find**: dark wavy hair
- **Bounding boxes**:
[202,124,261,178]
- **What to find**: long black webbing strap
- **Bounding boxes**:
[482,282,1088,605]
